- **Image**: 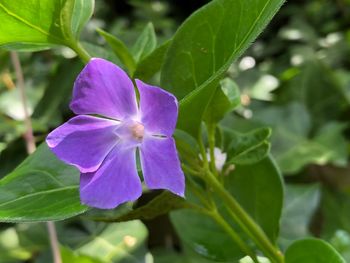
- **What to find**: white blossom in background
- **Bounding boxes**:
[207,147,227,172]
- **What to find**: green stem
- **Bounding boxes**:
[186,175,215,210]
[207,123,219,177]
[205,171,284,263]
[183,163,259,262]
[70,41,92,64]
[198,133,209,169]
[210,211,260,263]
[182,164,201,176]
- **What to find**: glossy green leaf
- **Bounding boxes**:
[0,0,94,51]
[69,0,94,37]
[77,221,148,263]
[97,28,136,74]
[91,191,190,223]
[225,156,283,241]
[279,184,321,248]
[161,0,285,137]
[0,143,87,222]
[133,40,171,81]
[171,209,245,261]
[204,78,241,125]
[171,157,283,261]
[132,22,157,62]
[285,238,346,263]
[224,128,271,165]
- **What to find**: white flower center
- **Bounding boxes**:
[130,122,145,140]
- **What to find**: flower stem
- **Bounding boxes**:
[184,171,259,262]
[10,52,62,263]
[204,170,284,263]
[70,41,92,64]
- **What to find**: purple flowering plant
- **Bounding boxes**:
[46,58,185,209]
[3,0,341,263]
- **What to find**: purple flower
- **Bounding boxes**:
[46,58,185,209]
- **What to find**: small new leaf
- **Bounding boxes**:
[226,127,271,165]
[132,22,157,62]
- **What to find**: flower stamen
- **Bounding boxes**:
[131,122,145,140]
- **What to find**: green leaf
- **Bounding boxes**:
[279,184,321,249]
[161,0,285,137]
[61,246,102,263]
[254,103,348,174]
[133,40,171,81]
[204,78,241,125]
[224,156,284,241]
[132,22,157,63]
[77,221,148,263]
[90,191,190,222]
[32,58,83,126]
[0,138,27,179]
[171,208,245,261]
[322,190,350,237]
[97,28,136,74]
[0,0,94,51]
[330,230,350,262]
[152,248,217,263]
[278,60,348,129]
[0,227,32,261]
[171,156,283,261]
[82,41,120,64]
[69,0,94,37]
[285,238,346,263]
[0,143,87,222]
[224,128,271,165]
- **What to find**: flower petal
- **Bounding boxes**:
[80,145,142,209]
[140,136,185,196]
[136,79,178,137]
[70,58,138,120]
[46,115,118,173]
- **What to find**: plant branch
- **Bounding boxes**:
[210,211,260,263]
[10,52,35,154]
[70,41,92,64]
[10,52,62,263]
[204,170,284,263]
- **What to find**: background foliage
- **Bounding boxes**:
[0,0,350,262]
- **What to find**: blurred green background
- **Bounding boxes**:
[1,0,350,262]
